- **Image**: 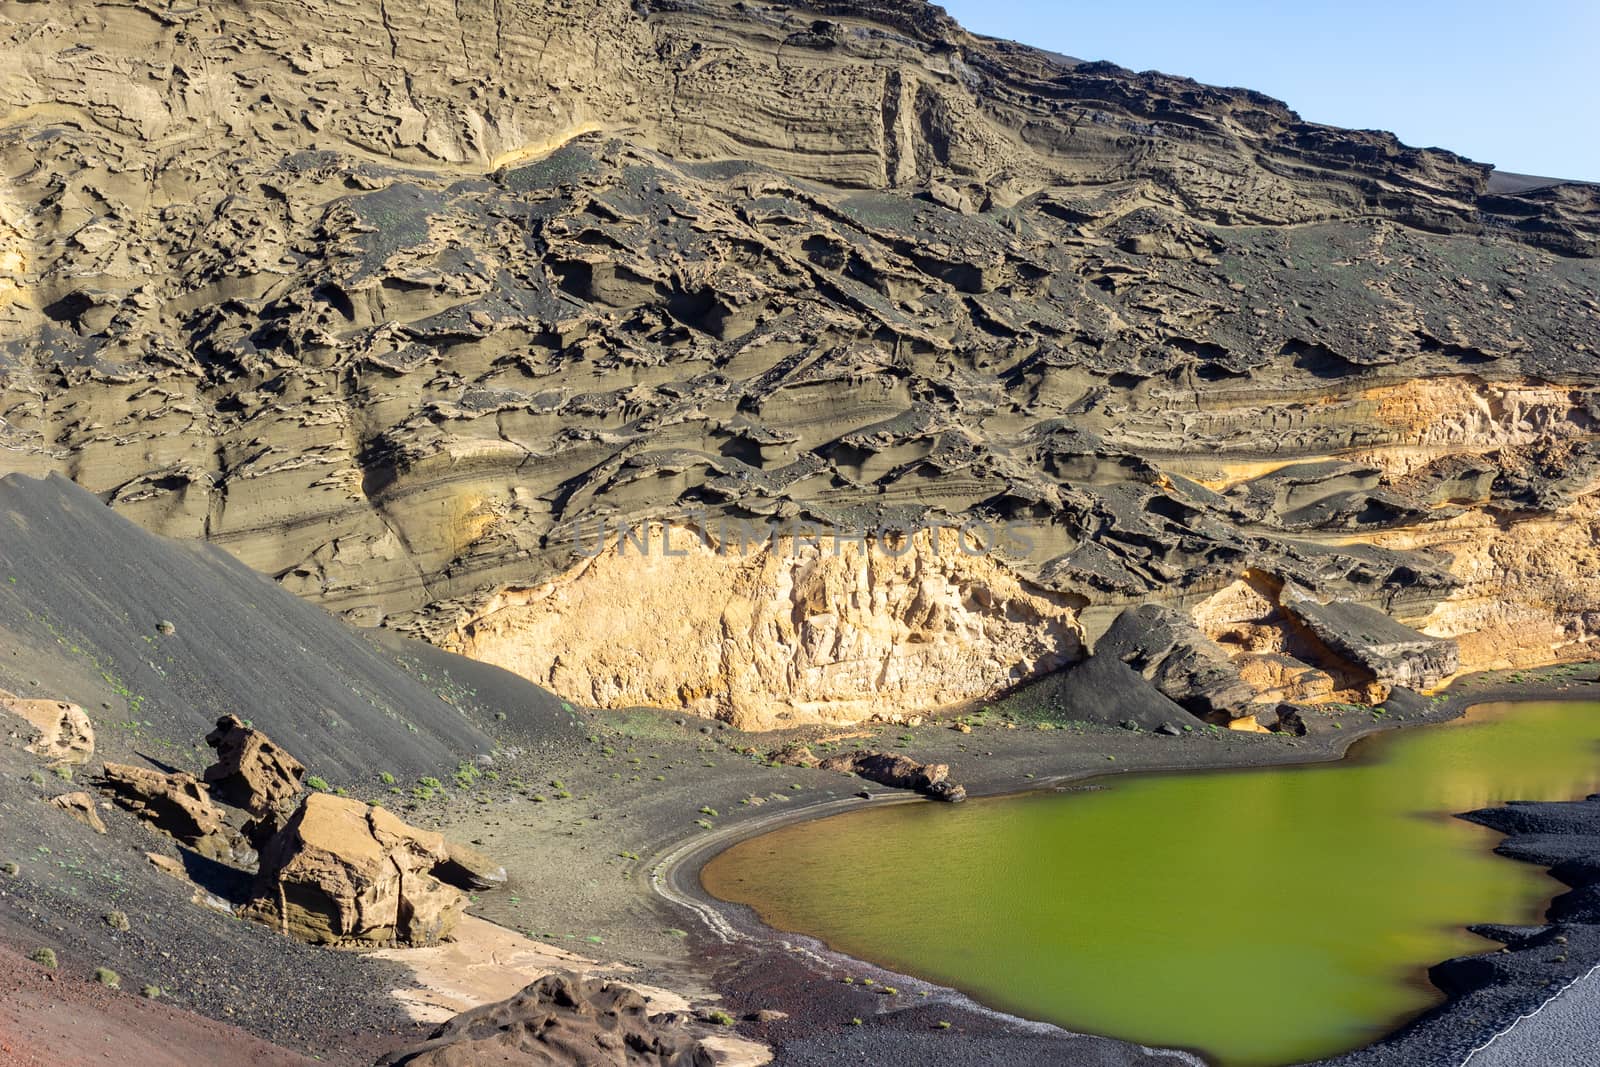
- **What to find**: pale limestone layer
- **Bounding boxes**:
[444,526,1084,730]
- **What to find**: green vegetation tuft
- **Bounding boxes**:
[305,775,330,791]
[93,967,120,989]
[29,948,56,969]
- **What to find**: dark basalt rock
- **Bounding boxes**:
[1097,605,1266,724]
[1279,588,1459,692]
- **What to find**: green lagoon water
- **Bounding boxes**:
[701,702,1600,1066]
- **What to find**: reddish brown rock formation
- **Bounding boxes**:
[1,690,94,765]
[203,713,306,846]
[374,972,721,1067]
[242,793,464,947]
[97,763,241,861]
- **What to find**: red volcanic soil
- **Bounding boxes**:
[0,943,317,1067]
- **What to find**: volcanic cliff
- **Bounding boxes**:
[3,0,1600,727]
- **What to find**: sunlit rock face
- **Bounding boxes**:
[3,0,1600,722]
[444,525,1084,730]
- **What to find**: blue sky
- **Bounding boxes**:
[938,0,1600,181]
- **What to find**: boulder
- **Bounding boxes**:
[1097,605,1266,723]
[1278,587,1459,692]
[432,840,507,893]
[1,690,94,765]
[97,763,239,860]
[820,751,966,802]
[48,791,107,834]
[765,742,820,768]
[242,793,464,946]
[202,713,305,845]
[374,971,719,1067]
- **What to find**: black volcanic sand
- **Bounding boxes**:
[0,473,497,782]
[2,475,1600,1064]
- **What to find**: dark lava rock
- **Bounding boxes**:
[1280,587,1459,691]
[1097,605,1264,723]
[821,751,967,802]
[375,971,718,1066]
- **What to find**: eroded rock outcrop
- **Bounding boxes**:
[203,714,306,846]
[819,750,967,802]
[444,526,1083,730]
[47,790,107,834]
[1,690,94,765]
[1279,586,1459,692]
[97,763,242,861]
[432,840,508,894]
[374,971,723,1067]
[242,793,464,946]
[1193,570,1460,709]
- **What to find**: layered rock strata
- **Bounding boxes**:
[3,0,1600,723]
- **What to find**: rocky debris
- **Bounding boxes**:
[1270,704,1311,737]
[48,790,107,833]
[241,793,464,946]
[431,840,508,893]
[1096,605,1266,725]
[1,690,95,765]
[97,763,243,861]
[374,971,722,1067]
[1279,587,1460,693]
[145,852,187,880]
[820,751,967,802]
[766,743,821,768]
[203,714,306,846]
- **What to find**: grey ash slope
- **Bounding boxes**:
[0,472,500,782]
